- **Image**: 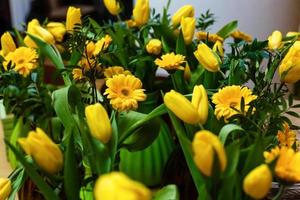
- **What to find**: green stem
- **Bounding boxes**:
[272,184,285,200]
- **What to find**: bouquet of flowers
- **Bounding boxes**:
[1,0,300,199]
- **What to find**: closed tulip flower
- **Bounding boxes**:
[133,0,150,27]
[243,164,272,199]
[46,22,66,42]
[194,43,221,72]
[94,172,151,200]
[0,178,11,200]
[192,130,227,176]
[164,90,201,124]
[66,6,82,31]
[278,41,300,83]
[181,17,196,45]
[191,85,208,125]
[85,103,112,143]
[18,128,63,174]
[1,32,16,56]
[172,5,194,27]
[103,0,121,16]
[268,30,282,50]
[146,39,162,55]
[24,19,55,48]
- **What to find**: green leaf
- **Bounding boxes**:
[223,141,240,178]
[167,109,207,196]
[217,21,238,38]
[176,31,187,55]
[218,124,244,144]
[5,141,59,200]
[152,184,180,200]
[161,36,171,53]
[64,128,80,200]
[8,168,26,200]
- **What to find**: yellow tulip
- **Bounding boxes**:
[164,90,201,124]
[192,130,227,176]
[275,147,300,182]
[93,35,112,56]
[278,41,300,83]
[0,178,11,200]
[133,0,150,27]
[94,172,151,200]
[181,17,196,45]
[18,128,63,174]
[46,22,66,42]
[194,43,220,72]
[24,19,55,48]
[213,40,224,57]
[243,164,272,199]
[146,39,162,55]
[103,0,121,16]
[172,5,194,27]
[191,85,208,125]
[1,32,16,56]
[66,6,82,31]
[268,30,282,50]
[85,103,112,143]
[287,32,300,40]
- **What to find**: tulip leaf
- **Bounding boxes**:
[152,184,180,200]
[8,168,26,200]
[218,124,244,144]
[217,20,238,39]
[223,141,240,178]
[166,108,207,196]
[64,128,80,200]
[176,31,187,55]
[5,141,59,200]
[161,36,171,53]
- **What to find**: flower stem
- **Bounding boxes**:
[272,184,285,200]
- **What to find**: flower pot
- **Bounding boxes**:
[266,182,300,200]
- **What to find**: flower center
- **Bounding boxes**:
[17,58,25,64]
[121,89,130,96]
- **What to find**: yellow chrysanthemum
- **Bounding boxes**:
[104,66,131,79]
[212,85,257,121]
[263,146,280,163]
[72,68,84,80]
[3,47,38,77]
[231,30,252,42]
[196,31,224,43]
[104,74,146,111]
[154,52,185,70]
[277,122,296,148]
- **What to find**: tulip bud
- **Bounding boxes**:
[0,178,11,200]
[1,32,16,56]
[103,0,121,16]
[18,128,63,174]
[133,0,150,27]
[213,41,224,57]
[146,39,162,55]
[192,130,227,176]
[24,19,55,48]
[164,90,201,124]
[181,17,196,45]
[191,85,208,125]
[85,103,112,143]
[243,164,272,199]
[66,6,82,31]
[94,172,151,200]
[194,43,221,72]
[278,41,300,83]
[46,22,66,42]
[268,30,282,50]
[172,5,194,27]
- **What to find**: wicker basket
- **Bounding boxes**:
[266,182,300,200]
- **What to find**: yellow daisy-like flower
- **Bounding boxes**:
[212,85,257,121]
[154,52,186,70]
[263,146,280,163]
[104,74,146,111]
[3,47,38,77]
[277,122,296,148]
[231,30,252,42]
[72,68,84,80]
[104,66,131,79]
[196,31,224,43]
